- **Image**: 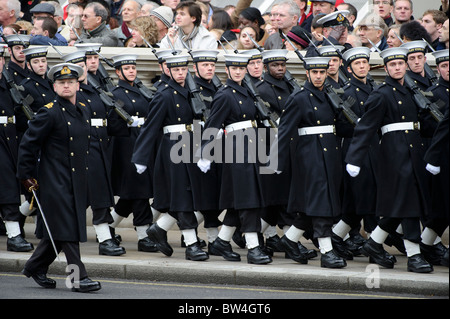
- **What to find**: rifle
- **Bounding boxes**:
[49,43,134,125]
[298,32,360,125]
[220,35,278,128]
[0,32,35,120]
[245,31,302,91]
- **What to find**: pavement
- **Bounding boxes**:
[0,222,448,297]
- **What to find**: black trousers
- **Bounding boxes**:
[115,198,152,226]
[292,212,334,239]
[24,239,88,279]
[199,210,223,228]
[169,211,198,230]
[222,208,262,233]
[91,207,114,225]
[0,204,20,221]
[378,217,422,243]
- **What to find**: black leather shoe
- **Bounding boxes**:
[321,250,347,268]
[7,235,34,252]
[146,224,173,256]
[232,230,246,249]
[181,235,207,248]
[72,277,101,292]
[23,269,56,288]
[265,235,284,252]
[441,248,449,267]
[99,238,126,256]
[185,242,209,261]
[280,235,307,264]
[138,237,158,252]
[209,237,241,261]
[420,242,445,265]
[247,246,272,264]
[384,233,406,254]
[350,233,367,246]
[109,227,122,244]
[361,238,394,268]
[345,237,364,256]
[331,234,353,260]
[298,243,318,259]
[407,254,433,273]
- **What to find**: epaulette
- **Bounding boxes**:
[79,102,86,107]
[44,102,53,109]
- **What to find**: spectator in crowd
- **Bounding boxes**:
[440,0,449,17]
[30,16,68,46]
[0,0,20,33]
[150,5,173,42]
[196,0,218,24]
[294,0,308,26]
[224,4,235,18]
[358,13,389,52]
[237,25,258,50]
[400,20,431,43]
[126,15,159,47]
[2,23,20,36]
[159,1,217,50]
[30,2,69,44]
[264,0,300,50]
[268,3,279,34]
[393,0,414,25]
[42,0,71,42]
[71,1,121,46]
[386,23,402,47]
[15,20,33,34]
[139,1,160,16]
[285,25,310,50]
[373,0,394,27]
[208,9,236,45]
[301,0,336,33]
[337,2,357,32]
[311,13,325,41]
[238,6,268,45]
[65,2,84,41]
[439,18,449,48]
[161,0,180,10]
[421,9,447,50]
[116,0,142,46]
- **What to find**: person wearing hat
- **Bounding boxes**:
[300,0,336,35]
[30,16,68,46]
[151,49,178,90]
[420,49,449,266]
[273,56,347,269]
[285,26,311,51]
[197,53,271,264]
[17,62,102,292]
[29,2,69,45]
[4,34,31,85]
[60,50,126,257]
[245,49,264,84]
[149,5,174,43]
[0,43,34,253]
[20,46,56,114]
[255,49,299,255]
[316,44,346,89]
[331,47,381,260]
[238,7,268,46]
[401,40,432,92]
[133,54,209,261]
[107,54,157,253]
[345,47,434,273]
[312,10,351,52]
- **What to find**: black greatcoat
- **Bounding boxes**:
[132,80,211,212]
[77,82,115,209]
[6,61,30,85]
[275,81,342,217]
[20,73,55,112]
[256,73,293,206]
[0,77,20,205]
[16,96,91,242]
[345,76,431,219]
[202,79,265,211]
[110,79,153,199]
[406,70,431,92]
[338,75,378,216]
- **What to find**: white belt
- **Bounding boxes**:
[225,120,256,132]
[298,125,335,136]
[163,123,194,134]
[0,116,15,124]
[91,118,108,127]
[381,122,420,135]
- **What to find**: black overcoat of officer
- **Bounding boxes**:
[276,80,343,217]
[339,74,378,216]
[109,79,153,199]
[17,92,91,242]
[78,82,115,210]
[0,72,20,205]
[203,78,265,211]
[345,75,431,219]
[20,72,55,113]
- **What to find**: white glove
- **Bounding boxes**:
[197,158,211,173]
[128,116,140,128]
[135,163,147,174]
[346,163,361,177]
[426,163,440,175]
